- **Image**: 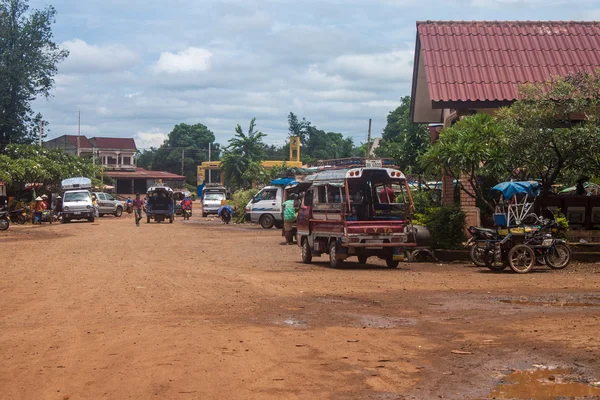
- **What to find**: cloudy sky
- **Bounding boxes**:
[31,0,600,150]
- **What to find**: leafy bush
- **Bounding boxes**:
[554,209,569,238]
[410,189,441,214]
[420,205,466,249]
[231,188,259,218]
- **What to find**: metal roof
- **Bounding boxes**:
[411,21,600,122]
[89,137,137,150]
[104,168,185,180]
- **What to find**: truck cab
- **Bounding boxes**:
[245,185,283,229]
[61,177,95,223]
[296,167,416,268]
[201,186,227,217]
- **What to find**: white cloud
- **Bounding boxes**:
[330,50,414,81]
[153,47,213,74]
[96,106,112,116]
[61,39,138,73]
[126,91,143,99]
[135,129,168,149]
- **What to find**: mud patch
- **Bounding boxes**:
[500,295,600,308]
[358,315,416,329]
[490,366,600,399]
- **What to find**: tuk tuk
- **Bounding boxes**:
[146,186,175,223]
[295,167,417,268]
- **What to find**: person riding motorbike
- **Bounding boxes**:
[181,196,193,219]
[126,197,133,214]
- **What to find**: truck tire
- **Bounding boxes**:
[88,217,95,223]
[169,215,174,223]
[357,255,368,265]
[259,214,275,229]
[329,241,344,268]
[114,207,123,217]
[301,238,312,264]
[385,257,400,268]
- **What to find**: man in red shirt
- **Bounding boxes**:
[132,193,144,226]
[379,186,396,203]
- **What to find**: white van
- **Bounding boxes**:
[61,177,94,223]
[245,186,283,229]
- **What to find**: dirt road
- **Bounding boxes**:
[1,215,599,399]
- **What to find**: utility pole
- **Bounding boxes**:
[77,111,81,157]
[208,143,212,184]
[38,120,43,146]
[181,148,185,176]
[366,118,372,157]
[92,147,96,178]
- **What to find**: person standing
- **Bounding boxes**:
[132,193,144,226]
[283,193,298,244]
[34,196,44,224]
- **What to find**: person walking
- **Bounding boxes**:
[132,193,144,226]
[34,197,44,224]
[283,193,298,244]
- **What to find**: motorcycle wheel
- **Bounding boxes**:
[469,244,486,267]
[17,214,26,225]
[546,244,571,269]
[483,248,507,272]
[0,217,9,231]
[508,244,535,274]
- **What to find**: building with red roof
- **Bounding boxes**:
[44,135,184,193]
[410,20,600,226]
[411,21,600,125]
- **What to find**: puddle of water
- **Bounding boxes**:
[500,299,599,308]
[490,367,600,400]
[359,315,416,328]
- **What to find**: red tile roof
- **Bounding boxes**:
[104,168,185,180]
[64,135,93,149]
[89,137,137,150]
[417,21,600,103]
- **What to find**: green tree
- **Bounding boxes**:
[221,118,267,189]
[0,0,68,150]
[0,144,99,186]
[138,123,219,185]
[376,96,431,176]
[420,113,509,213]
[288,112,311,146]
[303,127,355,164]
[497,71,600,195]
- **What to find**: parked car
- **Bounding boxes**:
[92,192,124,217]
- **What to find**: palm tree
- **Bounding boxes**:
[221,118,267,189]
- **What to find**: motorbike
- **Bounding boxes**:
[466,226,499,268]
[126,203,133,214]
[9,208,28,225]
[0,211,9,231]
[182,208,192,220]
